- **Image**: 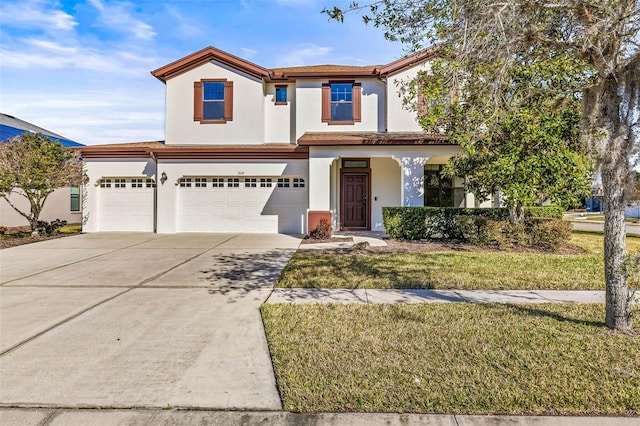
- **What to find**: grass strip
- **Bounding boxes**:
[277,232,640,290]
[262,303,640,414]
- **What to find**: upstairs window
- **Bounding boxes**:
[203,82,225,120]
[194,79,233,123]
[275,85,287,104]
[322,81,361,124]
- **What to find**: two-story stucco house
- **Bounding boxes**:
[80,46,486,234]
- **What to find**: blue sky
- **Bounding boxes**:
[0,0,408,145]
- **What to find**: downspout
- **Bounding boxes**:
[377,75,388,132]
[150,151,158,233]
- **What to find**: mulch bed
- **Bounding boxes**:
[300,237,354,245]
[0,227,81,249]
[307,238,587,255]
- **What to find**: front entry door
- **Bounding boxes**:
[342,173,369,229]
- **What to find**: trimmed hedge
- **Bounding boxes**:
[382,206,569,251]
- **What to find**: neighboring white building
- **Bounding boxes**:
[80,46,488,234]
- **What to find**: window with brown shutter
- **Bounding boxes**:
[193,79,233,123]
[322,81,361,125]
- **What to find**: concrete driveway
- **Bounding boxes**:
[0,233,300,410]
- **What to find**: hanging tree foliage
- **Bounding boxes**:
[325,0,639,330]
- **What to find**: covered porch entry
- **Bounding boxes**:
[299,132,462,232]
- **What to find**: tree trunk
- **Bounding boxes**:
[29,219,39,236]
[508,204,524,224]
[602,167,632,331]
[598,68,633,331]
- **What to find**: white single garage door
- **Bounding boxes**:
[97,178,155,231]
[176,176,307,233]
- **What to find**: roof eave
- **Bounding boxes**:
[379,45,441,76]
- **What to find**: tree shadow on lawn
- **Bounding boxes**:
[200,249,296,303]
[496,303,605,328]
[283,253,438,289]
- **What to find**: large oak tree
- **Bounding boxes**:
[327,0,639,330]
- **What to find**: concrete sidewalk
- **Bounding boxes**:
[266,289,615,304]
[1,408,637,425]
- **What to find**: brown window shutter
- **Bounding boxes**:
[193,81,203,121]
[321,83,330,122]
[224,81,233,121]
[353,83,362,122]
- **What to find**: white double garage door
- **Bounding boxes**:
[175,176,307,233]
[96,176,307,233]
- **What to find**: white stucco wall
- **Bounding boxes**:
[386,62,430,132]
[0,188,82,228]
[370,157,402,230]
[295,78,386,140]
[83,158,156,232]
[156,159,308,233]
[165,60,264,145]
[264,83,294,143]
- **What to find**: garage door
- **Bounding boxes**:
[176,176,307,233]
[97,178,155,231]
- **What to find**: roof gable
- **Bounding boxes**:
[151,46,271,82]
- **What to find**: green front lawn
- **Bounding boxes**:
[277,232,640,290]
[262,303,640,414]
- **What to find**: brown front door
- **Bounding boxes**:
[342,173,369,229]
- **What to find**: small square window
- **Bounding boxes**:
[293,178,305,188]
[245,178,257,188]
[114,178,126,188]
[211,178,224,188]
[260,178,272,188]
[277,178,290,188]
[195,178,207,188]
[146,179,156,188]
[100,179,112,188]
[131,178,143,188]
[179,178,192,188]
[275,86,287,104]
[227,178,240,188]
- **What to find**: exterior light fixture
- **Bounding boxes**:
[160,171,167,184]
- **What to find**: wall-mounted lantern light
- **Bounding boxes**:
[160,171,168,184]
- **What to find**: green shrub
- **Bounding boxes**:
[525,218,572,251]
[524,206,564,219]
[382,206,570,250]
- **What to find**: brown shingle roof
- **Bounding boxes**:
[79,142,308,159]
[272,65,380,73]
[297,132,453,146]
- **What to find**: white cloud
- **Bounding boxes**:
[164,5,202,38]
[0,38,156,76]
[279,44,332,66]
[0,0,77,31]
[272,0,318,7]
[88,0,156,41]
[240,47,258,59]
[3,86,165,145]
